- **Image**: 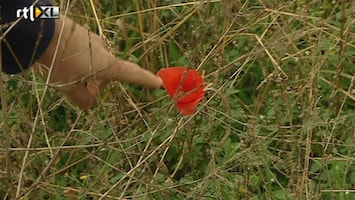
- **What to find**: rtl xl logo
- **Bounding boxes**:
[16,6,60,21]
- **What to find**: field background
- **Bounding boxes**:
[1,0,355,199]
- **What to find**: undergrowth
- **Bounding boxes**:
[1,0,355,199]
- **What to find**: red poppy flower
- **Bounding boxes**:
[157,67,204,115]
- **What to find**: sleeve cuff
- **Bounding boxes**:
[1,0,56,74]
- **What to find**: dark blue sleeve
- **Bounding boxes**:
[0,0,55,74]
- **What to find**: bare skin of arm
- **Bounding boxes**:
[37,14,162,109]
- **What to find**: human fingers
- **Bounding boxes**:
[100,59,163,88]
[38,15,162,89]
[58,83,96,110]
[86,80,109,97]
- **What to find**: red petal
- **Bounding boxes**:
[179,69,204,95]
[157,67,205,115]
[177,95,204,115]
[157,67,188,97]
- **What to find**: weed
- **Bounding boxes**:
[1,0,354,199]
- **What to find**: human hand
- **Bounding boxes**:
[37,14,162,109]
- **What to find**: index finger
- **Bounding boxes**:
[101,59,163,88]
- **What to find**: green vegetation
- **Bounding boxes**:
[1,0,354,199]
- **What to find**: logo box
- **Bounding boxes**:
[16,6,60,21]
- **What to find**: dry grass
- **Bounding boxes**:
[1,0,355,199]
